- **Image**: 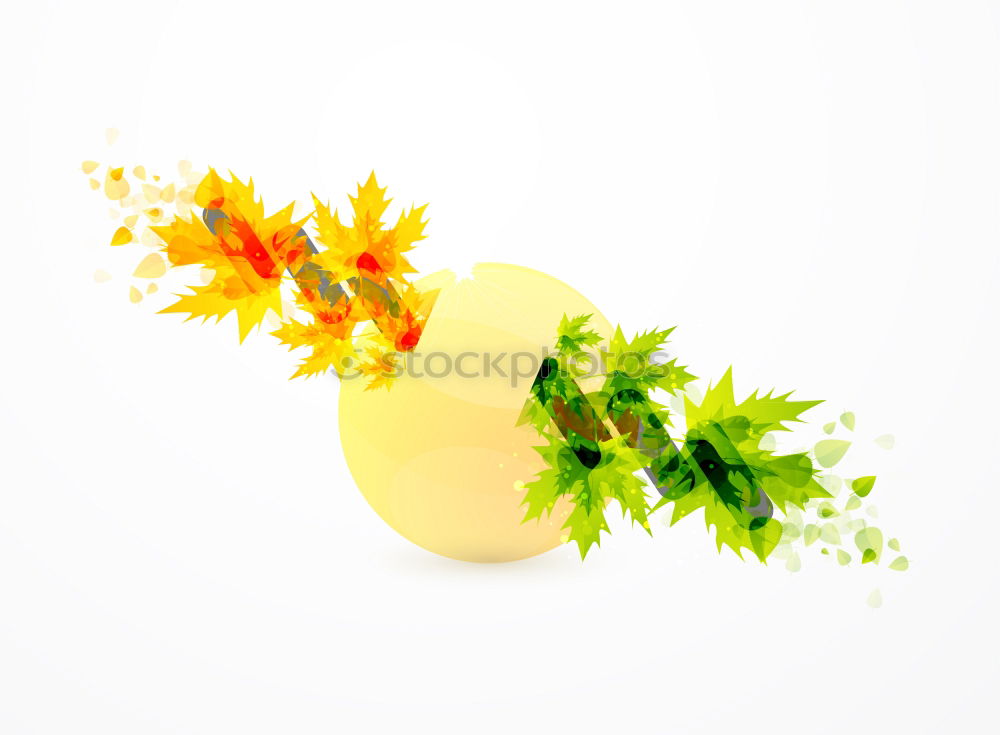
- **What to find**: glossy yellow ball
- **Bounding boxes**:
[338,263,609,562]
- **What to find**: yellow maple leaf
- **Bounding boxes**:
[310,173,427,284]
[153,169,309,341]
[272,289,362,379]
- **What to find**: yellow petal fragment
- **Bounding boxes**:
[93,269,112,283]
[105,128,119,145]
[133,165,146,180]
[82,160,99,174]
[133,252,167,278]
[129,286,143,303]
[111,226,132,246]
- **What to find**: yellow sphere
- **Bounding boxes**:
[338,263,610,563]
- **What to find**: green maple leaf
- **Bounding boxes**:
[555,313,602,354]
[656,358,697,396]
[653,368,829,561]
[521,435,653,559]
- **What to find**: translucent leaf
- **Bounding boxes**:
[888,538,900,551]
[804,524,820,546]
[785,553,801,572]
[862,548,876,564]
[818,502,838,519]
[820,523,841,545]
[133,253,166,278]
[855,526,883,562]
[875,434,895,449]
[823,422,835,434]
[889,556,909,571]
[81,160,99,174]
[129,286,143,303]
[815,439,851,468]
[867,589,882,608]
[837,549,851,565]
[851,476,876,498]
[845,495,862,511]
[840,411,856,430]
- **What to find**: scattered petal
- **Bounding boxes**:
[820,522,841,545]
[889,556,909,571]
[888,538,900,552]
[845,495,862,511]
[89,178,100,190]
[867,589,882,608]
[133,165,146,180]
[852,476,876,498]
[110,226,132,246]
[133,252,166,278]
[123,214,138,228]
[855,526,884,562]
[146,283,159,295]
[840,411,856,431]
[862,548,877,564]
[815,439,851,468]
[105,128,119,145]
[837,549,851,565]
[129,286,143,303]
[82,160,99,174]
[875,434,895,450]
[804,524,820,546]
[160,183,175,202]
[823,422,836,434]
[818,502,839,519]
[93,269,111,283]
[785,553,801,572]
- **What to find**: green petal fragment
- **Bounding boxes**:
[786,553,802,572]
[888,538,900,551]
[889,555,909,571]
[840,411,856,431]
[819,474,842,495]
[862,548,877,564]
[855,526,884,562]
[815,439,851,468]
[820,522,841,545]
[867,505,878,518]
[804,524,820,546]
[837,549,851,565]
[823,422,836,435]
[781,523,802,542]
[818,502,839,519]
[845,495,863,511]
[875,434,895,449]
[852,475,876,498]
[820,548,829,555]
[867,589,882,608]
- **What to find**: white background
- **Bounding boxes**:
[2,1,999,732]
